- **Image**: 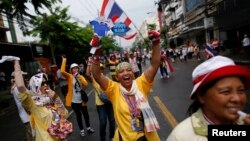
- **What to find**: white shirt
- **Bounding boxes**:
[56,70,68,87]
[72,78,82,103]
[242,37,250,47]
[0,72,5,81]
[12,86,30,123]
[129,57,139,72]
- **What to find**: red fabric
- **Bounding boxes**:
[165,59,174,72]
[148,30,160,44]
[90,35,100,47]
[192,65,250,99]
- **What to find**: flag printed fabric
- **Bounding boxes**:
[100,0,137,40]
[205,43,218,59]
[89,17,112,38]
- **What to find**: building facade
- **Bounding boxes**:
[158,0,250,53]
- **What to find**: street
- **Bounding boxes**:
[0,58,200,141]
[1,57,249,141]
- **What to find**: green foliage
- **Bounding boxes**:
[160,26,168,48]
[26,7,92,62]
[26,6,117,63]
[0,0,61,32]
[1,1,117,63]
[101,36,118,54]
[147,24,156,30]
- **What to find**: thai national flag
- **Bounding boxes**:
[100,0,137,40]
[205,43,218,59]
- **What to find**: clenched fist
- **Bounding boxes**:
[148,30,160,45]
[90,35,102,55]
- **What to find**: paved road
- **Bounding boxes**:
[2,57,249,141]
[0,58,200,141]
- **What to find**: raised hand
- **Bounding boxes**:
[90,35,100,47]
[148,30,160,45]
[90,35,102,55]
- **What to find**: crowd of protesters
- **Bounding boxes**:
[1,30,250,141]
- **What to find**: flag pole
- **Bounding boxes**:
[113,0,150,51]
[114,0,145,40]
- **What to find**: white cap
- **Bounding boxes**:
[70,63,79,70]
[190,56,250,99]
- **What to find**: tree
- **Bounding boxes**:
[160,26,168,48]
[27,6,117,64]
[27,7,91,64]
[0,0,61,32]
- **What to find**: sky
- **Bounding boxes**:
[59,0,158,47]
[13,0,158,47]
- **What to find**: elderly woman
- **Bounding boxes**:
[6,57,70,141]
[90,30,161,141]
[166,56,250,141]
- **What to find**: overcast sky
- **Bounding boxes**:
[59,0,158,47]
[13,0,158,47]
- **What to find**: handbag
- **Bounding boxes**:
[31,113,73,140]
[75,75,88,103]
[47,116,73,140]
[98,92,110,104]
[81,89,88,103]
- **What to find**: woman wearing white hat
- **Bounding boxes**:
[60,56,95,136]
[166,56,250,141]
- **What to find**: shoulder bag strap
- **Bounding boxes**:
[74,75,83,90]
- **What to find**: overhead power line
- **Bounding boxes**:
[77,0,97,18]
[70,15,87,25]
[85,0,99,14]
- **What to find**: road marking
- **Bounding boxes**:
[67,89,94,118]
[153,96,178,128]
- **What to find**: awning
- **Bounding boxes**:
[168,35,180,40]
[179,26,204,36]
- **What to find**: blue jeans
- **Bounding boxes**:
[160,65,168,77]
[96,103,115,141]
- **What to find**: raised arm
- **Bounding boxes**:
[144,30,161,83]
[89,35,109,90]
[85,57,93,83]
[14,60,28,93]
[60,56,71,78]
[91,55,109,90]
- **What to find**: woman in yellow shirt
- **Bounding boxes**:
[90,30,161,141]
[86,63,116,141]
[9,57,69,141]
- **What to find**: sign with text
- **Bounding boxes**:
[112,22,128,36]
[208,125,250,141]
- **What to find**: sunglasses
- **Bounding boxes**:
[41,81,48,86]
